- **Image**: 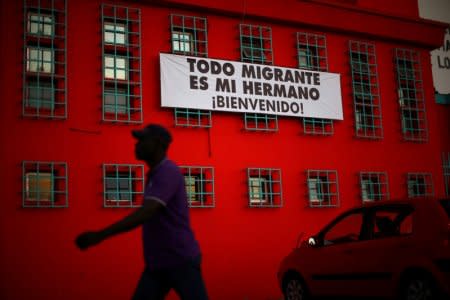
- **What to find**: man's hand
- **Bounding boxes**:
[75,231,104,251]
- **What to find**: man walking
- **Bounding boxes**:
[75,124,208,300]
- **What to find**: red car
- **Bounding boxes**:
[278,197,450,300]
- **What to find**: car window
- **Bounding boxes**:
[439,199,450,219]
[322,212,364,246]
[371,206,413,239]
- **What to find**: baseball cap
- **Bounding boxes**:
[132,124,173,145]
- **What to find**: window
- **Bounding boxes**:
[297,32,332,135]
[302,118,334,135]
[307,170,339,207]
[443,152,450,197]
[104,55,127,80]
[102,4,142,124]
[359,172,389,202]
[104,22,126,45]
[244,113,278,131]
[104,88,128,114]
[296,32,327,72]
[26,47,54,73]
[349,41,383,139]
[180,166,214,208]
[407,173,434,198]
[170,14,211,128]
[174,108,212,128]
[239,24,277,131]
[172,31,193,53]
[395,48,428,142]
[27,12,54,36]
[371,206,414,239]
[322,211,364,245]
[103,164,144,208]
[25,80,54,110]
[23,0,66,119]
[247,168,282,207]
[22,161,68,208]
[170,14,208,57]
[239,24,272,65]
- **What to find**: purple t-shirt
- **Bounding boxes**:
[142,159,200,269]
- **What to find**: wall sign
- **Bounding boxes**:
[160,53,343,120]
[431,27,450,98]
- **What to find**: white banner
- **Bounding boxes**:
[160,53,343,120]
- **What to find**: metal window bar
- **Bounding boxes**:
[174,108,212,128]
[180,166,215,208]
[170,14,211,128]
[359,172,389,202]
[395,48,428,142]
[101,4,142,123]
[297,33,333,135]
[23,0,67,119]
[240,24,277,131]
[407,173,434,198]
[443,152,450,197]
[103,164,144,208]
[247,168,282,208]
[22,161,68,208]
[349,41,383,139]
[302,118,334,135]
[244,113,278,131]
[307,170,339,208]
[296,32,328,72]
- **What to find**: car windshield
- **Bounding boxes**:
[439,199,450,218]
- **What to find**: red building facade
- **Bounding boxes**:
[0,0,449,299]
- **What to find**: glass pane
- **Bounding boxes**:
[105,178,117,190]
[116,57,126,69]
[104,31,115,43]
[104,68,115,79]
[43,23,53,36]
[324,213,363,244]
[104,56,114,67]
[118,178,130,189]
[116,33,125,44]
[116,70,126,80]
[26,173,52,201]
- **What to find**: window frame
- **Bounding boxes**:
[307,170,339,208]
[27,12,54,37]
[104,21,127,45]
[180,166,215,208]
[22,161,68,208]
[395,48,428,142]
[239,24,273,65]
[25,80,55,110]
[407,173,434,198]
[103,164,144,208]
[26,47,54,74]
[349,40,383,139]
[247,168,282,208]
[359,172,389,203]
[104,87,129,115]
[104,54,128,80]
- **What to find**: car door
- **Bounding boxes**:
[356,205,416,297]
[306,208,370,297]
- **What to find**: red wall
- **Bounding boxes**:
[0,0,449,299]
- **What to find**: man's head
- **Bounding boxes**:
[132,124,172,163]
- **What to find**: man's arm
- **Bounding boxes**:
[75,200,163,250]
